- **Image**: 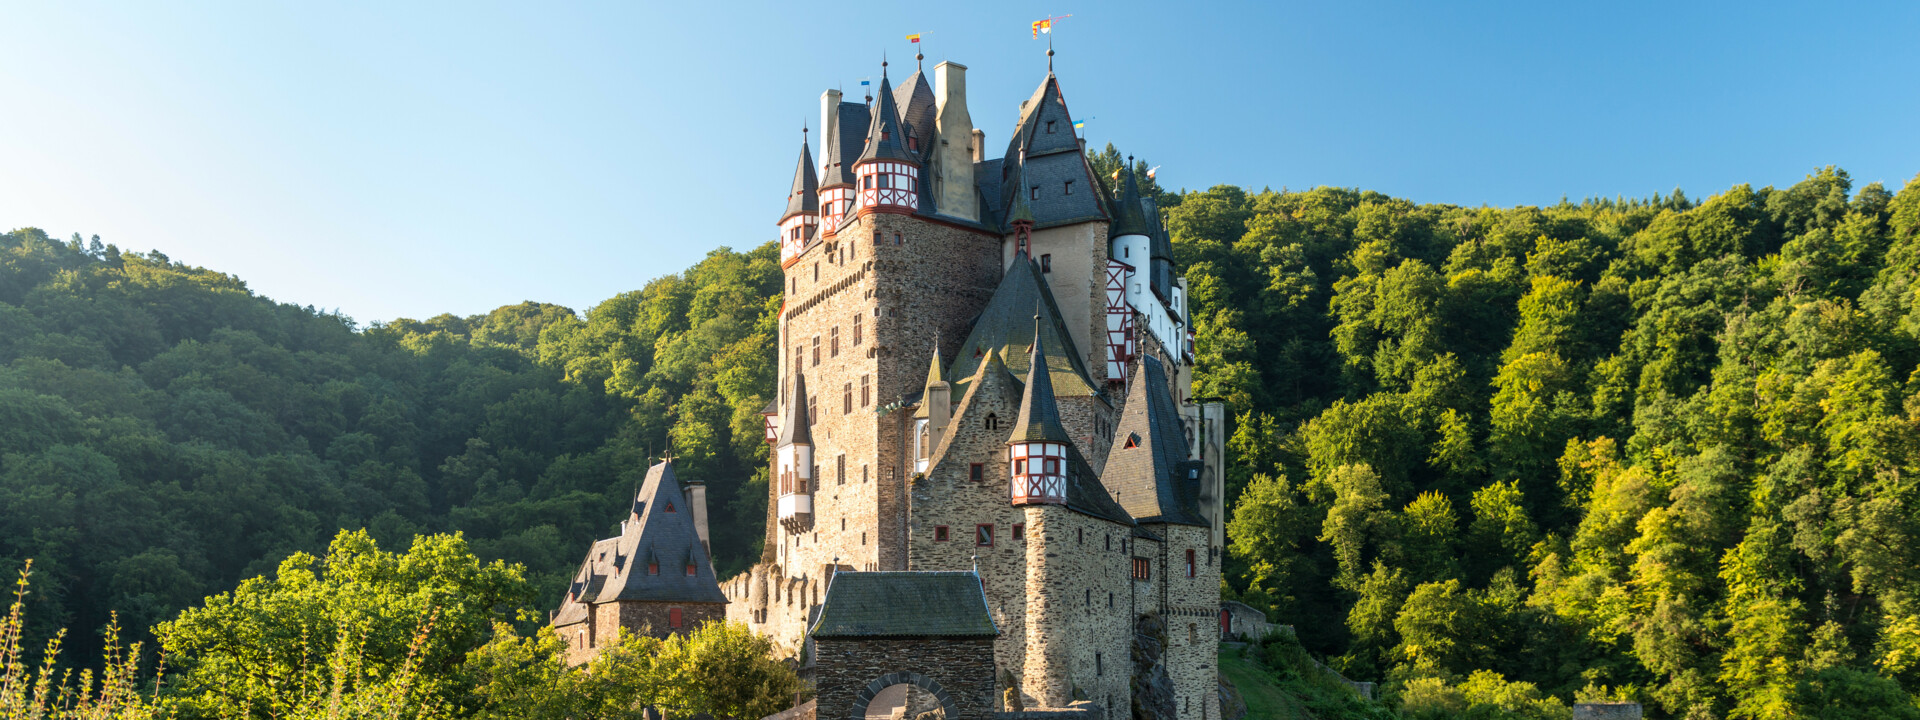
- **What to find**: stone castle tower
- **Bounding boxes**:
[723,49,1229,719]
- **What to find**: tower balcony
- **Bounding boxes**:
[1009,441,1068,505]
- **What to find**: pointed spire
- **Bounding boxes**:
[1007,316,1073,445]
[1109,155,1152,238]
[858,65,916,165]
[777,372,813,446]
[1005,143,1035,231]
[925,343,945,388]
[780,131,820,223]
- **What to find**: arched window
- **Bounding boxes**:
[985,413,998,430]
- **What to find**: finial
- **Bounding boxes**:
[916,51,924,73]
[1047,34,1054,72]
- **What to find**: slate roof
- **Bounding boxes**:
[781,139,819,223]
[1104,355,1207,527]
[552,461,727,626]
[777,372,813,446]
[893,70,937,165]
[822,102,869,190]
[809,572,998,638]
[1007,323,1074,445]
[945,254,1099,400]
[995,74,1105,230]
[857,72,916,165]
[928,348,1022,464]
[1109,166,1153,239]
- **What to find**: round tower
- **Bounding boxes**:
[853,65,921,214]
[775,373,814,534]
[778,132,819,268]
[1007,321,1070,506]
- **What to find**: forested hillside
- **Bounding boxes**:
[7,162,1920,717]
[0,231,779,662]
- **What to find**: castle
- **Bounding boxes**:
[555,47,1226,720]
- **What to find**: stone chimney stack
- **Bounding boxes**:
[685,479,710,553]
[933,61,978,221]
[971,129,986,163]
[820,88,842,173]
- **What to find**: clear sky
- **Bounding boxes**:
[4,1,1917,325]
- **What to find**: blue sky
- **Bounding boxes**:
[4,1,1916,324]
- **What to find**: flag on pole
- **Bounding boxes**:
[1110,169,1120,181]
[1147,166,1161,180]
[1072,120,1085,131]
[906,33,921,43]
[859,78,870,87]
[1032,14,1071,38]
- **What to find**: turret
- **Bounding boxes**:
[853,66,921,214]
[819,89,864,236]
[1007,322,1071,506]
[913,344,951,471]
[776,373,814,532]
[778,135,819,268]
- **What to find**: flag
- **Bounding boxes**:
[1110,169,1120,181]
[906,33,921,43]
[1032,18,1050,38]
[859,78,870,87]
[1147,166,1160,179]
[1072,119,1085,131]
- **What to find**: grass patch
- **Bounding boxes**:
[1220,644,1313,719]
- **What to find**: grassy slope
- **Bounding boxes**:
[1221,646,1316,719]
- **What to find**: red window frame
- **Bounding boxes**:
[1012,523,1024,541]
[969,463,984,482]
[668,607,683,628]
[1186,549,1196,578]
[976,524,994,547]
[648,562,659,575]
[1131,557,1150,580]
[934,525,950,542]
[686,563,696,576]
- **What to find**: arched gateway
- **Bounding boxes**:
[809,572,998,720]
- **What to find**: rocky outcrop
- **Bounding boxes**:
[1129,614,1177,720]
[1217,676,1247,720]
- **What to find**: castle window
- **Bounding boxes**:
[976,524,994,547]
[1124,433,1141,449]
[969,463,983,482]
[811,337,820,366]
[1186,549,1197,578]
[665,501,675,512]
[1046,120,1057,134]
[1064,180,1074,195]
[1132,557,1151,580]
[841,518,846,531]
[1189,624,1198,643]
[814,264,819,281]
[1095,651,1102,675]
[1106,535,1111,550]
[837,454,846,485]
[1077,528,1083,544]
[1085,589,1091,606]
[1012,523,1024,541]
[934,526,950,542]
[853,315,863,345]
[894,232,902,245]
[808,395,817,424]
[985,413,998,430]
[1109,592,1114,608]
[1041,254,1052,273]
[862,532,867,545]
[669,608,683,628]
[686,563,696,576]
[842,383,852,414]
[863,464,869,483]
[830,327,839,357]
[860,375,870,407]
[790,277,796,294]
[1030,185,1040,200]
[648,562,659,575]
[909,136,919,151]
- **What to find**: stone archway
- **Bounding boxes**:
[849,672,956,720]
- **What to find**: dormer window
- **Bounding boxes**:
[1064,180,1074,195]
[686,564,696,576]
[986,413,999,430]
[1030,185,1040,201]
[648,562,659,575]
[909,136,919,151]
[1124,433,1141,449]
[665,501,675,512]
[1046,120,1057,134]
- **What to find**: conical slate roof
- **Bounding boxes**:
[781,139,819,223]
[822,102,869,190]
[1003,149,1035,231]
[1109,165,1153,239]
[893,70,937,164]
[1006,320,1074,445]
[858,71,916,165]
[552,460,727,621]
[1104,355,1207,526]
[778,372,813,446]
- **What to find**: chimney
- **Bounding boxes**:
[685,480,711,554]
[971,129,985,163]
[821,89,842,174]
[933,61,978,221]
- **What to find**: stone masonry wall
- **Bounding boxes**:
[1006,221,1112,390]
[564,601,725,665]
[814,636,997,720]
[1022,505,1133,718]
[1144,523,1220,720]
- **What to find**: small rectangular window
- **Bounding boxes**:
[934,526,950,542]
[686,564,696,576]
[838,455,846,485]
[853,315,863,345]
[1046,120,1056,134]
[969,463,984,482]
[1031,185,1040,200]
[1012,523,1024,541]
[1064,180,1074,195]
[861,375,870,407]
[830,327,839,357]
[811,337,820,366]
[843,383,852,414]
[669,607,683,628]
[1132,557,1151,580]
[1041,254,1052,273]
[1186,549,1197,578]
[976,524,994,547]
